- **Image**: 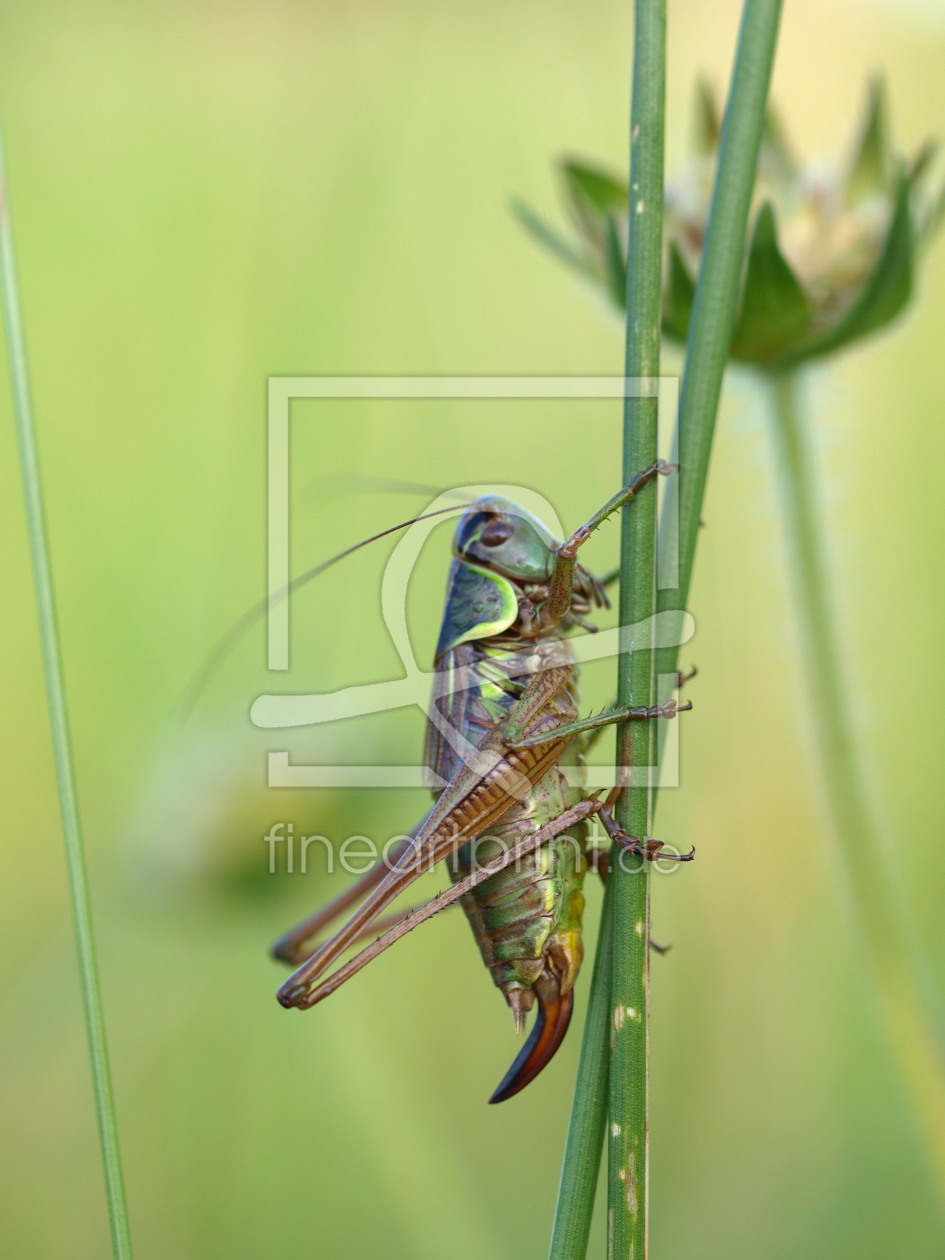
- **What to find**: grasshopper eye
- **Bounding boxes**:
[480,518,514,546]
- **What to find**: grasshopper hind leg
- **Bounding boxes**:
[271,835,415,965]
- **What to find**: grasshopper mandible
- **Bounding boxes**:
[272,461,694,1102]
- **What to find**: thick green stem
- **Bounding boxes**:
[0,137,134,1256]
[608,3,665,1257]
[548,5,782,1256]
[548,888,615,1260]
[768,369,945,1204]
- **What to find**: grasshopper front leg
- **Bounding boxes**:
[542,459,674,626]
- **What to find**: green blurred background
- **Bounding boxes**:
[2,0,945,1256]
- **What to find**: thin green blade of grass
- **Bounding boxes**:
[548,4,783,1255]
[656,0,783,635]
[768,369,945,1209]
[0,132,134,1258]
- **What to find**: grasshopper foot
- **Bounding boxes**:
[597,803,695,864]
[613,835,696,864]
[620,698,692,721]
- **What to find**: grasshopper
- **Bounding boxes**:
[272,461,693,1102]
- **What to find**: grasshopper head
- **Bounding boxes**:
[453,496,558,583]
[435,496,609,659]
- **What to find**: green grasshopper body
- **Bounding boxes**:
[425,499,604,1099]
[273,464,691,1101]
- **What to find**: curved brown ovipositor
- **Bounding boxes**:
[488,977,574,1104]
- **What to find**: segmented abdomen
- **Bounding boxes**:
[429,638,588,999]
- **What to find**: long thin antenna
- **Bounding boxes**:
[178,502,465,718]
[303,473,475,503]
